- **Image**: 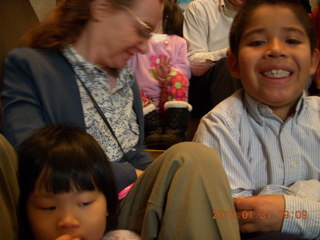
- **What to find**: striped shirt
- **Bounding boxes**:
[194,89,320,239]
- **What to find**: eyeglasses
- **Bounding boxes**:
[122,6,153,39]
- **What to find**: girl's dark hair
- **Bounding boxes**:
[162,0,184,37]
[17,124,119,240]
[20,0,133,50]
[229,0,317,57]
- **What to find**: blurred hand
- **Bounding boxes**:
[189,59,214,76]
[233,195,285,233]
[154,55,172,81]
[55,234,81,240]
[135,169,144,178]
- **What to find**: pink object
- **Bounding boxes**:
[118,183,134,200]
[128,34,190,106]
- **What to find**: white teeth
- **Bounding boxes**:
[263,69,290,78]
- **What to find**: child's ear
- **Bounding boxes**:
[309,48,320,75]
[227,52,241,79]
[91,0,111,21]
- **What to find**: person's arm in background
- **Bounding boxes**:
[170,36,191,79]
[193,105,320,240]
[110,143,152,191]
[1,50,49,147]
[183,1,228,76]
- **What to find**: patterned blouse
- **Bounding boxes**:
[62,46,139,161]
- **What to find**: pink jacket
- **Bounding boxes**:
[129,34,191,105]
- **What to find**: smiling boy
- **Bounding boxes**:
[194,0,320,238]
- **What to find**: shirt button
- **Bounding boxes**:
[290,161,297,168]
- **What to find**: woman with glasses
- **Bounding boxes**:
[1,0,163,192]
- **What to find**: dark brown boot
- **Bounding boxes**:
[143,106,163,149]
[159,101,192,150]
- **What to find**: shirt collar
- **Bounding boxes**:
[244,91,307,125]
[62,45,104,77]
[220,0,240,18]
[219,0,225,7]
[293,92,306,123]
[62,45,135,92]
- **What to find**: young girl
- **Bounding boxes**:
[17,124,139,240]
[129,0,192,150]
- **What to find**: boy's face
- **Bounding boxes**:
[27,187,107,240]
[229,5,319,119]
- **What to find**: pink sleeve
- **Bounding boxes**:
[118,183,134,200]
[170,35,192,79]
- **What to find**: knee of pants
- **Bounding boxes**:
[162,141,224,171]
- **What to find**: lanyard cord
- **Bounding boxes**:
[62,55,128,161]
[79,78,128,160]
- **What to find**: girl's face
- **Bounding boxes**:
[229,5,319,120]
[27,186,107,240]
[88,0,163,69]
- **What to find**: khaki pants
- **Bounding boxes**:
[0,134,19,240]
[118,142,240,240]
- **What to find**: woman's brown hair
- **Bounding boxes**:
[21,0,133,51]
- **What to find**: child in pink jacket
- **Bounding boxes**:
[129,0,191,149]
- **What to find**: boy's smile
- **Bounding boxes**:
[229,4,319,120]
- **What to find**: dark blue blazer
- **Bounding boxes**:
[2,47,152,191]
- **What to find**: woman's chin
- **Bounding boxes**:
[109,58,130,69]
